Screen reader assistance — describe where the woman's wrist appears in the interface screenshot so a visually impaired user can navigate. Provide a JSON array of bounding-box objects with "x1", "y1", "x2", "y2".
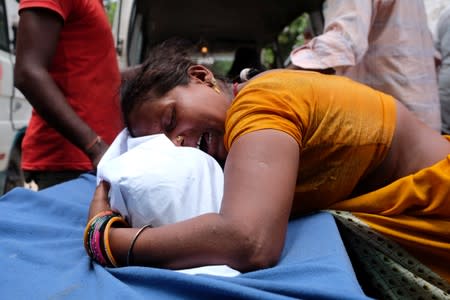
[
  {"x1": 88, "y1": 181, "x2": 112, "y2": 220},
  {"x1": 83, "y1": 211, "x2": 128, "y2": 267},
  {"x1": 109, "y1": 227, "x2": 135, "y2": 266}
]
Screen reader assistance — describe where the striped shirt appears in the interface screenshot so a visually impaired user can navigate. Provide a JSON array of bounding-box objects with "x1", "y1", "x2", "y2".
[{"x1": 291, "y1": 0, "x2": 441, "y2": 131}]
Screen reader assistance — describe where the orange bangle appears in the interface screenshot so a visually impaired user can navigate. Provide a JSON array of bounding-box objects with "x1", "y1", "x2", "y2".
[
  {"x1": 85, "y1": 136, "x2": 102, "y2": 152},
  {"x1": 104, "y1": 216, "x2": 128, "y2": 267}
]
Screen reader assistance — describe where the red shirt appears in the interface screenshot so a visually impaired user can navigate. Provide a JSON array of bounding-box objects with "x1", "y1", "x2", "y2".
[{"x1": 20, "y1": 0, "x2": 122, "y2": 171}]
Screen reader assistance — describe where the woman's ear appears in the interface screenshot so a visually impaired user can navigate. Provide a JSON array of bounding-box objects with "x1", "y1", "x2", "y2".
[{"x1": 187, "y1": 65, "x2": 214, "y2": 83}]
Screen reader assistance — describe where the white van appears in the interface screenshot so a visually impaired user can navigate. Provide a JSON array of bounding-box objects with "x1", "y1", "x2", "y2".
[
  {"x1": 0, "y1": 0, "x2": 32, "y2": 194},
  {"x1": 112, "y1": 0, "x2": 324, "y2": 70}
]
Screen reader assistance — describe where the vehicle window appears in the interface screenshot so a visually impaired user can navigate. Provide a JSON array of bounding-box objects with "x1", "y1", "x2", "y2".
[{"x1": 0, "y1": 0, "x2": 10, "y2": 51}]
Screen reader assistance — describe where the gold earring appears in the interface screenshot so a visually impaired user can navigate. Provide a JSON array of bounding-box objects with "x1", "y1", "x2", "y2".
[{"x1": 211, "y1": 78, "x2": 221, "y2": 94}]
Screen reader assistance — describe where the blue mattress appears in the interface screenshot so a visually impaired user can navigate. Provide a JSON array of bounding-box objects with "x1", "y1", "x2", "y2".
[{"x1": 0, "y1": 173, "x2": 371, "y2": 299}]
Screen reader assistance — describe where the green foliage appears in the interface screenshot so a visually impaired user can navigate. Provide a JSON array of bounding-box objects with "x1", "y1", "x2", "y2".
[
  {"x1": 211, "y1": 60, "x2": 233, "y2": 77},
  {"x1": 103, "y1": 0, "x2": 117, "y2": 25},
  {"x1": 262, "y1": 13, "x2": 310, "y2": 68},
  {"x1": 278, "y1": 13, "x2": 310, "y2": 49},
  {"x1": 261, "y1": 48, "x2": 275, "y2": 68}
]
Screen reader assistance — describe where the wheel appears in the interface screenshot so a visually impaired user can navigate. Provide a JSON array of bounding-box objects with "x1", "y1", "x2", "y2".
[{"x1": 3, "y1": 142, "x2": 25, "y2": 194}]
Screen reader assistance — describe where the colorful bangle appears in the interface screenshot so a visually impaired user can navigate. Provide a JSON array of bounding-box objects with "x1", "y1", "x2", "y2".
[
  {"x1": 126, "y1": 224, "x2": 152, "y2": 266},
  {"x1": 88, "y1": 213, "x2": 115, "y2": 266},
  {"x1": 91, "y1": 215, "x2": 110, "y2": 265},
  {"x1": 83, "y1": 210, "x2": 114, "y2": 256},
  {"x1": 83, "y1": 210, "x2": 128, "y2": 267}
]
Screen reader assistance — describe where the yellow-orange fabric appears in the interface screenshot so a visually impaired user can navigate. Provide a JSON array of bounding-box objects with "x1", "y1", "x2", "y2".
[
  {"x1": 331, "y1": 150, "x2": 450, "y2": 283},
  {"x1": 225, "y1": 70, "x2": 396, "y2": 209},
  {"x1": 224, "y1": 70, "x2": 450, "y2": 282}
]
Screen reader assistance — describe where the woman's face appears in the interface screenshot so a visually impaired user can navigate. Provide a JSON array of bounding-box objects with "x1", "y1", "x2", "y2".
[{"x1": 128, "y1": 80, "x2": 231, "y2": 164}]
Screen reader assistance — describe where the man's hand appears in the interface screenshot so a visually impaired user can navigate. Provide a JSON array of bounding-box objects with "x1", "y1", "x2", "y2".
[{"x1": 85, "y1": 137, "x2": 109, "y2": 169}]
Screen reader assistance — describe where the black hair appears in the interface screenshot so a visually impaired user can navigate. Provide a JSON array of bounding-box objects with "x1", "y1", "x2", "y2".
[{"x1": 120, "y1": 38, "x2": 196, "y2": 136}]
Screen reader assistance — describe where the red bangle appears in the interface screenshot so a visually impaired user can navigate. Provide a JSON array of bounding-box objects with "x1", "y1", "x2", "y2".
[{"x1": 85, "y1": 136, "x2": 102, "y2": 152}]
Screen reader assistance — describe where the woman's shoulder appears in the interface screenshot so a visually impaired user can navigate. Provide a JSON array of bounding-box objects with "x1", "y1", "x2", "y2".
[
  {"x1": 238, "y1": 69, "x2": 323, "y2": 97},
  {"x1": 245, "y1": 69, "x2": 357, "y2": 93},
  {"x1": 248, "y1": 69, "x2": 319, "y2": 82}
]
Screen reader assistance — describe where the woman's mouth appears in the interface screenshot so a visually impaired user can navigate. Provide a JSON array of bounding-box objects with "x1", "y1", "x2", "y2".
[
  {"x1": 195, "y1": 131, "x2": 226, "y2": 167},
  {"x1": 196, "y1": 132, "x2": 212, "y2": 153}
]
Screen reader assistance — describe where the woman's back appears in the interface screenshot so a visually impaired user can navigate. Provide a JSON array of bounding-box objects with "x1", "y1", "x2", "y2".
[
  {"x1": 358, "y1": 99, "x2": 450, "y2": 195},
  {"x1": 227, "y1": 70, "x2": 450, "y2": 213},
  {"x1": 225, "y1": 70, "x2": 397, "y2": 213},
  {"x1": 226, "y1": 70, "x2": 450, "y2": 280}
]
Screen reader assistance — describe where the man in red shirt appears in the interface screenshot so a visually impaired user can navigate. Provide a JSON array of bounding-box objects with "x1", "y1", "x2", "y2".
[{"x1": 14, "y1": 0, "x2": 126, "y2": 189}]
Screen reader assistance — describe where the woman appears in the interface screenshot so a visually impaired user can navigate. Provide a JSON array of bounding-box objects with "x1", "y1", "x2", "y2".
[{"x1": 86, "y1": 41, "x2": 450, "y2": 284}]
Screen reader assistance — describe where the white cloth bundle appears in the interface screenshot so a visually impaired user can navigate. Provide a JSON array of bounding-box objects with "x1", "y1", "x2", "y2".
[
  {"x1": 97, "y1": 129, "x2": 224, "y2": 228},
  {"x1": 96, "y1": 129, "x2": 240, "y2": 276}
]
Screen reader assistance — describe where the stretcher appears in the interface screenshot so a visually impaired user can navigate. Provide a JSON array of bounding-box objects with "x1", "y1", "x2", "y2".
[{"x1": 0, "y1": 173, "x2": 370, "y2": 299}]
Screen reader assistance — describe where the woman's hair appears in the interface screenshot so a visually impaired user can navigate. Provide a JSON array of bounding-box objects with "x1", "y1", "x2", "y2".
[{"x1": 121, "y1": 39, "x2": 196, "y2": 134}]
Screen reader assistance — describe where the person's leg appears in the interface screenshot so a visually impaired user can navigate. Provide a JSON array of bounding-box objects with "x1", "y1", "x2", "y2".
[{"x1": 24, "y1": 171, "x2": 85, "y2": 190}]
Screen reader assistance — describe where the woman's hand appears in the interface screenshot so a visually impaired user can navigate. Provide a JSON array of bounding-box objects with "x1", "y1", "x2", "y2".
[{"x1": 87, "y1": 180, "x2": 112, "y2": 221}]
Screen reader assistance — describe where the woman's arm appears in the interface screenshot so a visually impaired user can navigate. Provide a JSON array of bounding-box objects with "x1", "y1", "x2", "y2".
[{"x1": 91, "y1": 129, "x2": 300, "y2": 271}]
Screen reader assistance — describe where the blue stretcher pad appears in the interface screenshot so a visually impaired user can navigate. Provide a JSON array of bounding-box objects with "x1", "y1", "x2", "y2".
[{"x1": 0, "y1": 174, "x2": 370, "y2": 299}]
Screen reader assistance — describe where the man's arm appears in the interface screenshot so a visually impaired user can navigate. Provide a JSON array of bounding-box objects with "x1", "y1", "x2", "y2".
[
  {"x1": 289, "y1": 0, "x2": 373, "y2": 71},
  {"x1": 14, "y1": 8, "x2": 108, "y2": 167}
]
